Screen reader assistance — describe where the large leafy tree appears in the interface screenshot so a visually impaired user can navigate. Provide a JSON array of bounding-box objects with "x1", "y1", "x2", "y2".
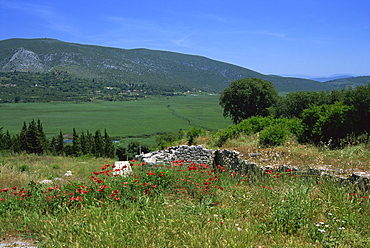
[{"x1": 219, "y1": 78, "x2": 278, "y2": 124}]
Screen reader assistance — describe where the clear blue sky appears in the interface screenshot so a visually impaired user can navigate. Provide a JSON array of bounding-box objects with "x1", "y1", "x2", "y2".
[{"x1": 1, "y1": 0, "x2": 369, "y2": 77}]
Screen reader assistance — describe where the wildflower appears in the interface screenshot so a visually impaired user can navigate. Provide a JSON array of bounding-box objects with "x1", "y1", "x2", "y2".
[
  {"x1": 11, "y1": 187, "x2": 17, "y2": 190},
  {"x1": 265, "y1": 169, "x2": 273, "y2": 174},
  {"x1": 338, "y1": 227, "x2": 345, "y2": 230},
  {"x1": 147, "y1": 172, "x2": 155, "y2": 176},
  {"x1": 318, "y1": 229, "x2": 326, "y2": 233},
  {"x1": 286, "y1": 168, "x2": 292, "y2": 172},
  {"x1": 2, "y1": 188, "x2": 9, "y2": 192}
]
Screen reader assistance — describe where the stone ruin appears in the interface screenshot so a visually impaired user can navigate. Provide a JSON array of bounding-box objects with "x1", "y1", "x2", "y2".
[{"x1": 135, "y1": 145, "x2": 369, "y2": 192}]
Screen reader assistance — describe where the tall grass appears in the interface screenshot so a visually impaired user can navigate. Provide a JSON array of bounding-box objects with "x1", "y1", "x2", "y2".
[{"x1": 0, "y1": 154, "x2": 369, "y2": 247}]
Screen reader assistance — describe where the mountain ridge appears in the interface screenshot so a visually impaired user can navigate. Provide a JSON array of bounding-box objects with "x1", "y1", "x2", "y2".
[{"x1": 0, "y1": 38, "x2": 368, "y2": 93}]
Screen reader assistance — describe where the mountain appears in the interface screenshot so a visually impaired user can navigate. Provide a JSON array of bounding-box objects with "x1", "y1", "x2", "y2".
[
  {"x1": 0, "y1": 38, "x2": 367, "y2": 93},
  {"x1": 324, "y1": 76, "x2": 370, "y2": 88},
  {"x1": 312, "y1": 74, "x2": 356, "y2": 82}
]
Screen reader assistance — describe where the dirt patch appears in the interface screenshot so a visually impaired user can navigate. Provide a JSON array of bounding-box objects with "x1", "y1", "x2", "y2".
[{"x1": 0, "y1": 235, "x2": 38, "y2": 248}]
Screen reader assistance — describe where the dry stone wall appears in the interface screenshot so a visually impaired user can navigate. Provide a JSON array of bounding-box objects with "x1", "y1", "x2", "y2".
[
  {"x1": 135, "y1": 145, "x2": 369, "y2": 192},
  {"x1": 135, "y1": 145, "x2": 213, "y2": 165}
]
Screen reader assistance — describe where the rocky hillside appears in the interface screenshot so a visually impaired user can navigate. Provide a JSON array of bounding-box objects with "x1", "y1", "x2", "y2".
[{"x1": 0, "y1": 38, "x2": 368, "y2": 93}]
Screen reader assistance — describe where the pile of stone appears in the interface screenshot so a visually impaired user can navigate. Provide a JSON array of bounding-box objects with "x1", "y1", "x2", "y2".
[{"x1": 135, "y1": 145, "x2": 213, "y2": 165}]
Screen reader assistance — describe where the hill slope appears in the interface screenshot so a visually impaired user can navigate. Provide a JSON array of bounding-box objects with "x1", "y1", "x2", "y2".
[{"x1": 0, "y1": 38, "x2": 367, "y2": 93}]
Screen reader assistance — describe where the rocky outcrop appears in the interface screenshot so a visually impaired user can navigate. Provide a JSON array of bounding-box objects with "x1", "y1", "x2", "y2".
[{"x1": 2, "y1": 47, "x2": 45, "y2": 72}]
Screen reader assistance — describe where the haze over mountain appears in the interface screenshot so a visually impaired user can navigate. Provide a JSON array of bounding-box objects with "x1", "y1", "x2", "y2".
[{"x1": 0, "y1": 38, "x2": 368, "y2": 93}]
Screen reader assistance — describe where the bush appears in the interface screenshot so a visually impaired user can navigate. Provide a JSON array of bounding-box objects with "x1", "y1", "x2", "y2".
[
  {"x1": 186, "y1": 127, "x2": 206, "y2": 145},
  {"x1": 301, "y1": 102, "x2": 352, "y2": 145},
  {"x1": 156, "y1": 131, "x2": 184, "y2": 149},
  {"x1": 259, "y1": 124, "x2": 289, "y2": 147},
  {"x1": 213, "y1": 116, "x2": 302, "y2": 147}
]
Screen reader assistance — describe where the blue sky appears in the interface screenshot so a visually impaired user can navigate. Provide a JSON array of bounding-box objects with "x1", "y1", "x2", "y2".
[{"x1": 1, "y1": 0, "x2": 369, "y2": 77}]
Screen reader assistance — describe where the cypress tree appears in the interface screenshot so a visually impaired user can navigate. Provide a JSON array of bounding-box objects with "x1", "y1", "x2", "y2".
[
  {"x1": 4, "y1": 130, "x2": 12, "y2": 150},
  {"x1": 93, "y1": 130, "x2": 104, "y2": 157},
  {"x1": 20, "y1": 122, "x2": 28, "y2": 152},
  {"x1": 103, "y1": 129, "x2": 115, "y2": 158},
  {"x1": 56, "y1": 131, "x2": 64, "y2": 155},
  {"x1": 0, "y1": 127, "x2": 4, "y2": 150},
  {"x1": 49, "y1": 137, "x2": 57, "y2": 155},
  {"x1": 85, "y1": 131, "x2": 94, "y2": 155},
  {"x1": 11, "y1": 134, "x2": 21, "y2": 153},
  {"x1": 72, "y1": 128, "x2": 82, "y2": 156},
  {"x1": 26, "y1": 120, "x2": 38, "y2": 153},
  {"x1": 80, "y1": 131, "x2": 87, "y2": 155},
  {"x1": 36, "y1": 119, "x2": 48, "y2": 153}
]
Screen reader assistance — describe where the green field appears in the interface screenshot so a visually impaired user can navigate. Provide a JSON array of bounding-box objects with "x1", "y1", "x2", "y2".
[{"x1": 0, "y1": 95, "x2": 231, "y2": 145}]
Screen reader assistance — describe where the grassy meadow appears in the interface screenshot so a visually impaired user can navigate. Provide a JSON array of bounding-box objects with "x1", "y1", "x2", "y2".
[
  {"x1": 0, "y1": 151, "x2": 369, "y2": 247},
  {"x1": 0, "y1": 95, "x2": 231, "y2": 145},
  {"x1": 1, "y1": 95, "x2": 370, "y2": 247}
]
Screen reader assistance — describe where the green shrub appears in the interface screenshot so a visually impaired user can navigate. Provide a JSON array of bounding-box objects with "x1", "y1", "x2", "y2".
[
  {"x1": 213, "y1": 116, "x2": 302, "y2": 147},
  {"x1": 156, "y1": 131, "x2": 184, "y2": 149},
  {"x1": 301, "y1": 102, "x2": 352, "y2": 145},
  {"x1": 186, "y1": 127, "x2": 206, "y2": 145},
  {"x1": 259, "y1": 124, "x2": 289, "y2": 147}
]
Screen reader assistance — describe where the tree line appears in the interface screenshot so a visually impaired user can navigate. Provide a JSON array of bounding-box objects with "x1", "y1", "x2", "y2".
[
  {"x1": 0, "y1": 120, "x2": 116, "y2": 158},
  {"x1": 219, "y1": 78, "x2": 370, "y2": 147}
]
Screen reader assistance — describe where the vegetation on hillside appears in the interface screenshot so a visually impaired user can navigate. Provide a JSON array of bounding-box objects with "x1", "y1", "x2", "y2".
[
  {"x1": 0, "y1": 71, "x2": 192, "y2": 103},
  {"x1": 1, "y1": 38, "x2": 369, "y2": 96}
]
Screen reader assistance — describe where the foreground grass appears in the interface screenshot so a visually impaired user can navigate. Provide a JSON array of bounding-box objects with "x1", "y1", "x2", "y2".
[{"x1": 1, "y1": 153, "x2": 369, "y2": 247}]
